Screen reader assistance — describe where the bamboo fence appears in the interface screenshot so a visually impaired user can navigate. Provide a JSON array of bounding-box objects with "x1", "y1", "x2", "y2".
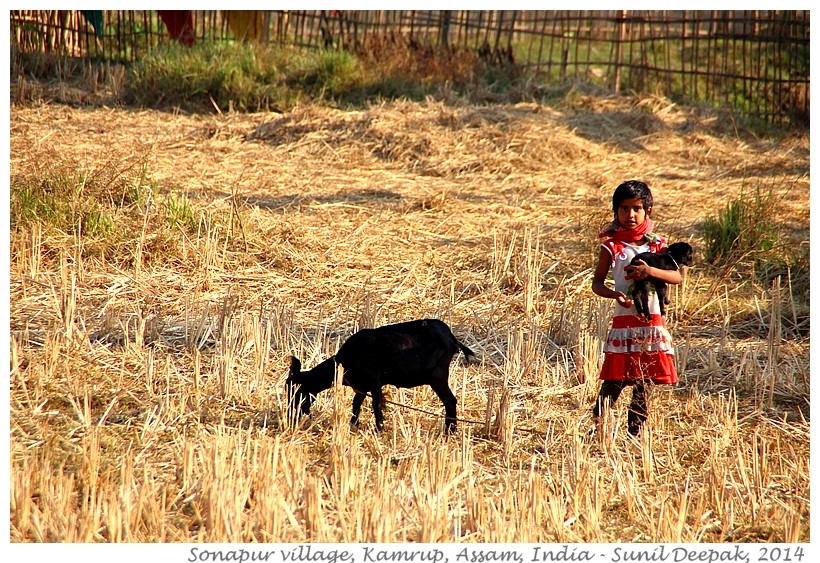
[{"x1": 10, "y1": 10, "x2": 810, "y2": 126}]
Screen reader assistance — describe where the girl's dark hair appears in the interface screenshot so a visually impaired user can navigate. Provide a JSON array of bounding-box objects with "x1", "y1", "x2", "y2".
[{"x1": 612, "y1": 180, "x2": 653, "y2": 214}]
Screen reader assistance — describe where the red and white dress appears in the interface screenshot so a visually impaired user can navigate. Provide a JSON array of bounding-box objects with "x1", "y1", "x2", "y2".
[{"x1": 599, "y1": 234, "x2": 678, "y2": 384}]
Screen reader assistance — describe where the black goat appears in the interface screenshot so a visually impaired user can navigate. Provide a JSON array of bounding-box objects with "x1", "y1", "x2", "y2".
[
  {"x1": 286, "y1": 319, "x2": 475, "y2": 433},
  {"x1": 629, "y1": 242, "x2": 694, "y2": 320}
]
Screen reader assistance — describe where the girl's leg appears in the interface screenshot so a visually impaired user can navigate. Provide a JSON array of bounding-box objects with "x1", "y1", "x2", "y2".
[
  {"x1": 588, "y1": 380, "x2": 627, "y2": 438},
  {"x1": 627, "y1": 380, "x2": 651, "y2": 437},
  {"x1": 593, "y1": 380, "x2": 627, "y2": 419}
]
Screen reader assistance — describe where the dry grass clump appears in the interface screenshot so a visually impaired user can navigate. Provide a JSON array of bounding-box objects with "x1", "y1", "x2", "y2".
[{"x1": 9, "y1": 93, "x2": 809, "y2": 543}]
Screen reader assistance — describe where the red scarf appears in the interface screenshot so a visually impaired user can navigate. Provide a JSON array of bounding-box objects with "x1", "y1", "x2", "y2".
[{"x1": 598, "y1": 218, "x2": 655, "y2": 243}]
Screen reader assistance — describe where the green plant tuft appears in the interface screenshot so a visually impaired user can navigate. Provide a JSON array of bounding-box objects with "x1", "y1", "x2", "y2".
[
  {"x1": 702, "y1": 184, "x2": 808, "y2": 335},
  {"x1": 702, "y1": 187, "x2": 779, "y2": 266},
  {"x1": 164, "y1": 192, "x2": 200, "y2": 233}
]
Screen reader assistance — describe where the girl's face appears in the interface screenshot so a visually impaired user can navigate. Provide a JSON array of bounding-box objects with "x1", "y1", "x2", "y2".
[{"x1": 616, "y1": 197, "x2": 650, "y2": 229}]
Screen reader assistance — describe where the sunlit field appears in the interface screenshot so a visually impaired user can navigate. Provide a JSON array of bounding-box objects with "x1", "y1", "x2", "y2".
[{"x1": 9, "y1": 93, "x2": 809, "y2": 542}]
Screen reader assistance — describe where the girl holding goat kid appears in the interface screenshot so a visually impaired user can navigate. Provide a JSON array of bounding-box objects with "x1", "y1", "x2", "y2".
[{"x1": 589, "y1": 180, "x2": 682, "y2": 440}]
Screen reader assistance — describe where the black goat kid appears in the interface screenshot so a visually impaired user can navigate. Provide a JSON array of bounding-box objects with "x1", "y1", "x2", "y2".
[
  {"x1": 286, "y1": 319, "x2": 474, "y2": 433},
  {"x1": 629, "y1": 242, "x2": 694, "y2": 320}
]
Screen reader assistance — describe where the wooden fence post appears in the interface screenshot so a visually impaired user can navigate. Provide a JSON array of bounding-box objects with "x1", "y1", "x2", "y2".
[
  {"x1": 439, "y1": 10, "x2": 451, "y2": 50},
  {"x1": 613, "y1": 10, "x2": 626, "y2": 93}
]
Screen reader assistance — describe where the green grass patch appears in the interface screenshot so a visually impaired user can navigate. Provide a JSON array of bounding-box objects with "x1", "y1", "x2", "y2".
[
  {"x1": 164, "y1": 192, "x2": 200, "y2": 233},
  {"x1": 11, "y1": 171, "x2": 121, "y2": 238},
  {"x1": 121, "y1": 40, "x2": 523, "y2": 113},
  {"x1": 703, "y1": 187, "x2": 779, "y2": 267},
  {"x1": 10, "y1": 158, "x2": 192, "y2": 267},
  {"x1": 702, "y1": 184, "x2": 809, "y2": 334},
  {"x1": 124, "y1": 42, "x2": 401, "y2": 112},
  {"x1": 125, "y1": 42, "x2": 290, "y2": 112},
  {"x1": 10, "y1": 152, "x2": 263, "y2": 274}
]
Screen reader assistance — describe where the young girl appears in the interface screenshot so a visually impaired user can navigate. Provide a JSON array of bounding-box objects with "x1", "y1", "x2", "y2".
[{"x1": 590, "y1": 180, "x2": 681, "y2": 439}]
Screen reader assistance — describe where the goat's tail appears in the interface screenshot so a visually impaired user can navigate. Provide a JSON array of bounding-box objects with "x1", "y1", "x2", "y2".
[{"x1": 457, "y1": 340, "x2": 476, "y2": 362}]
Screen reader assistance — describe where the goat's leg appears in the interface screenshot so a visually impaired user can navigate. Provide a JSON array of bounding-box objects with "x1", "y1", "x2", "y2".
[
  {"x1": 430, "y1": 379, "x2": 458, "y2": 433},
  {"x1": 637, "y1": 282, "x2": 652, "y2": 321},
  {"x1": 656, "y1": 282, "x2": 669, "y2": 316},
  {"x1": 350, "y1": 392, "x2": 366, "y2": 426},
  {"x1": 641, "y1": 291, "x2": 651, "y2": 320},
  {"x1": 632, "y1": 282, "x2": 648, "y2": 319},
  {"x1": 631, "y1": 284, "x2": 641, "y2": 317},
  {"x1": 370, "y1": 386, "x2": 385, "y2": 430}
]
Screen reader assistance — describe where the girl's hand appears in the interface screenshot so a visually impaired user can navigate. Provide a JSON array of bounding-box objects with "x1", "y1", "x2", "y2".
[
  {"x1": 625, "y1": 259, "x2": 650, "y2": 281},
  {"x1": 614, "y1": 291, "x2": 633, "y2": 309}
]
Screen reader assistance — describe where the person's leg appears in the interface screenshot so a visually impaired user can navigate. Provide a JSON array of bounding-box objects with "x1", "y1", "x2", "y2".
[
  {"x1": 627, "y1": 380, "x2": 651, "y2": 437},
  {"x1": 588, "y1": 380, "x2": 627, "y2": 438},
  {"x1": 593, "y1": 380, "x2": 627, "y2": 419}
]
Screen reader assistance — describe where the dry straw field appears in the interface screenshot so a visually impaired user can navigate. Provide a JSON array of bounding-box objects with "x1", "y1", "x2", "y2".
[{"x1": 9, "y1": 89, "x2": 809, "y2": 543}]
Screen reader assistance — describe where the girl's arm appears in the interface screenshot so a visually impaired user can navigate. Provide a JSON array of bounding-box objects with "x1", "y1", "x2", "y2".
[
  {"x1": 591, "y1": 247, "x2": 633, "y2": 308},
  {"x1": 625, "y1": 260, "x2": 683, "y2": 284}
]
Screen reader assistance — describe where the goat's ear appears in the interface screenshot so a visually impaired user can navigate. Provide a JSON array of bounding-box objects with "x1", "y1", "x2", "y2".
[{"x1": 289, "y1": 356, "x2": 302, "y2": 375}]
